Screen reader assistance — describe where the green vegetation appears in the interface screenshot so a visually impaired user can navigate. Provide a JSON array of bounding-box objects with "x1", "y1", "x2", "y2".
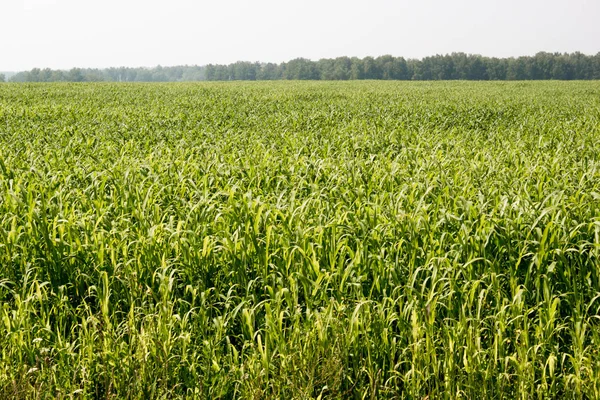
[
  {"x1": 0, "y1": 81, "x2": 599, "y2": 398},
  {"x1": 9, "y1": 51, "x2": 600, "y2": 82}
]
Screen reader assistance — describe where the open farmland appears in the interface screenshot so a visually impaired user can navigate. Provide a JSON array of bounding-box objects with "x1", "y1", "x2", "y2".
[{"x1": 1, "y1": 81, "x2": 600, "y2": 398}]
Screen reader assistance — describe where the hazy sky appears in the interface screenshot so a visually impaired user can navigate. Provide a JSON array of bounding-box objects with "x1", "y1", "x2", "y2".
[{"x1": 2, "y1": 0, "x2": 598, "y2": 71}]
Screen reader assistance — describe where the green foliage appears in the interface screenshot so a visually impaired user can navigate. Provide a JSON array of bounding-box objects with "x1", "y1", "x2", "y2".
[
  {"x1": 10, "y1": 52, "x2": 600, "y2": 82},
  {"x1": 0, "y1": 81, "x2": 599, "y2": 398}
]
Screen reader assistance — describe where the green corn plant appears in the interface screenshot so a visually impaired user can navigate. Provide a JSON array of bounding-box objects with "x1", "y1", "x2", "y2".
[{"x1": 0, "y1": 81, "x2": 599, "y2": 398}]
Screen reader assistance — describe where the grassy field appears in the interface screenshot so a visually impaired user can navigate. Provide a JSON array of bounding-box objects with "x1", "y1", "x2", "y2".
[{"x1": 1, "y1": 81, "x2": 599, "y2": 399}]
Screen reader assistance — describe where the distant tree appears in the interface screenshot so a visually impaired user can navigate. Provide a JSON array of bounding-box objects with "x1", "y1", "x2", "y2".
[
  {"x1": 376, "y1": 55, "x2": 404, "y2": 80},
  {"x1": 410, "y1": 60, "x2": 423, "y2": 80},
  {"x1": 593, "y1": 52, "x2": 600, "y2": 80},
  {"x1": 486, "y1": 58, "x2": 508, "y2": 80},
  {"x1": 167, "y1": 66, "x2": 184, "y2": 81},
  {"x1": 205, "y1": 65, "x2": 216, "y2": 80},
  {"x1": 551, "y1": 55, "x2": 572, "y2": 80},
  {"x1": 68, "y1": 68, "x2": 85, "y2": 82},
  {"x1": 38, "y1": 68, "x2": 53, "y2": 82},
  {"x1": 50, "y1": 70, "x2": 65, "y2": 82},
  {"x1": 397, "y1": 57, "x2": 410, "y2": 79},
  {"x1": 570, "y1": 52, "x2": 593, "y2": 79},
  {"x1": 362, "y1": 56, "x2": 380, "y2": 79},
  {"x1": 317, "y1": 59, "x2": 335, "y2": 80},
  {"x1": 85, "y1": 69, "x2": 104, "y2": 82},
  {"x1": 332, "y1": 57, "x2": 351, "y2": 80},
  {"x1": 27, "y1": 68, "x2": 41, "y2": 82},
  {"x1": 450, "y1": 53, "x2": 470, "y2": 79},
  {"x1": 507, "y1": 57, "x2": 527, "y2": 80},
  {"x1": 284, "y1": 58, "x2": 319, "y2": 80},
  {"x1": 349, "y1": 57, "x2": 364, "y2": 80},
  {"x1": 533, "y1": 52, "x2": 555, "y2": 79},
  {"x1": 418, "y1": 56, "x2": 434, "y2": 80},
  {"x1": 524, "y1": 57, "x2": 542, "y2": 80},
  {"x1": 439, "y1": 55, "x2": 456, "y2": 79},
  {"x1": 6, "y1": 52, "x2": 598, "y2": 83},
  {"x1": 0, "y1": 73, "x2": 5, "y2": 83},
  {"x1": 230, "y1": 61, "x2": 258, "y2": 80},
  {"x1": 135, "y1": 69, "x2": 152, "y2": 81},
  {"x1": 151, "y1": 65, "x2": 167, "y2": 81},
  {"x1": 9, "y1": 72, "x2": 27, "y2": 82},
  {"x1": 181, "y1": 66, "x2": 205, "y2": 81},
  {"x1": 406, "y1": 59, "x2": 419, "y2": 80},
  {"x1": 214, "y1": 65, "x2": 230, "y2": 80},
  {"x1": 468, "y1": 55, "x2": 487, "y2": 80},
  {"x1": 125, "y1": 69, "x2": 138, "y2": 82},
  {"x1": 257, "y1": 63, "x2": 282, "y2": 80}
]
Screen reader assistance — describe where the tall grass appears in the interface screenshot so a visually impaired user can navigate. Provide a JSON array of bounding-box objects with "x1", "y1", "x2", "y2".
[{"x1": 0, "y1": 81, "x2": 599, "y2": 398}]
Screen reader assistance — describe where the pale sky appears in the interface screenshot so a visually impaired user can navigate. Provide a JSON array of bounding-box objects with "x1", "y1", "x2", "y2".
[{"x1": 1, "y1": 0, "x2": 598, "y2": 71}]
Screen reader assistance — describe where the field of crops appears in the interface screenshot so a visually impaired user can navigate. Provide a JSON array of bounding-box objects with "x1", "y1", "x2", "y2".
[{"x1": 1, "y1": 81, "x2": 599, "y2": 398}]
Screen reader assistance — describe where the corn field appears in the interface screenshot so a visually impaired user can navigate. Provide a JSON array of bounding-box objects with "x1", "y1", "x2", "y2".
[{"x1": 1, "y1": 81, "x2": 600, "y2": 399}]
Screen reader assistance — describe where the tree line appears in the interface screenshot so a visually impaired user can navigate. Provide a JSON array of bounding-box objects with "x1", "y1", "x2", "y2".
[{"x1": 6, "y1": 52, "x2": 600, "y2": 82}]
